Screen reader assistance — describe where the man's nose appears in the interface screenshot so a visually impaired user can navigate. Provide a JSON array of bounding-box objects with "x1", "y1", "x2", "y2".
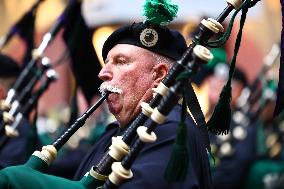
[{"x1": 98, "y1": 64, "x2": 112, "y2": 81}]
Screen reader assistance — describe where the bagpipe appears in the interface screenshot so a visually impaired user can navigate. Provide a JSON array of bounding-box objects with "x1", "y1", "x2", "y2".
[
  {"x1": 211, "y1": 43, "x2": 280, "y2": 159},
  {"x1": 235, "y1": 43, "x2": 280, "y2": 124},
  {"x1": 0, "y1": 0, "x2": 261, "y2": 188},
  {"x1": 0, "y1": 0, "x2": 81, "y2": 148},
  {"x1": 0, "y1": 0, "x2": 44, "y2": 51},
  {"x1": 0, "y1": 66, "x2": 58, "y2": 149},
  {"x1": 0, "y1": 0, "x2": 43, "y2": 118}
]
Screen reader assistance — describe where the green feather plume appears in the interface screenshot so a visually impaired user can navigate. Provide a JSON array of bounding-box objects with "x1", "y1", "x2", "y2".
[{"x1": 143, "y1": 0, "x2": 178, "y2": 25}]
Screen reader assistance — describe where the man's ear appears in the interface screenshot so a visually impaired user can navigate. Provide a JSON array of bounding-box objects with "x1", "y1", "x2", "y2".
[{"x1": 152, "y1": 63, "x2": 169, "y2": 87}]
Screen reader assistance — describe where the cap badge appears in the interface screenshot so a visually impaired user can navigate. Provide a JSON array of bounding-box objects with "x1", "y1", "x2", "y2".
[{"x1": 140, "y1": 28, "x2": 158, "y2": 47}]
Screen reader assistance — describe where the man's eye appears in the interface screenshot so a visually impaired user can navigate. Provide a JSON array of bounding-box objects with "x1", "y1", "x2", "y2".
[{"x1": 117, "y1": 58, "x2": 127, "y2": 64}]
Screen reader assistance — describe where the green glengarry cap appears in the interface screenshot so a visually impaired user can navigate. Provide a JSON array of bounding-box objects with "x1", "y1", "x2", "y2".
[
  {"x1": 102, "y1": 22, "x2": 187, "y2": 61},
  {"x1": 102, "y1": 0, "x2": 185, "y2": 61}
]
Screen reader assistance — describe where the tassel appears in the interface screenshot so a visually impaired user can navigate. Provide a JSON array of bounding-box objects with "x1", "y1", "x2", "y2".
[
  {"x1": 164, "y1": 99, "x2": 189, "y2": 182},
  {"x1": 164, "y1": 122, "x2": 189, "y2": 181},
  {"x1": 207, "y1": 83, "x2": 232, "y2": 135},
  {"x1": 207, "y1": 5, "x2": 250, "y2": 135},
  {"x1": 143, "y1": 0, "x2": 178, "y2": 25}
]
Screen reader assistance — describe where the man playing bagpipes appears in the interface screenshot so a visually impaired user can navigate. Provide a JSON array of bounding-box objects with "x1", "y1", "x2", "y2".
[
  {"x1": 0, "y1": 0, "x2": 213, "y2": 188},
  {"x1": 73, "y1": 7, "x2": 213, "y2": 189}
]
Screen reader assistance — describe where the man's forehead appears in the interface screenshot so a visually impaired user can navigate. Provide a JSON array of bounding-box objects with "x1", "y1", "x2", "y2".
[{"x1": 107, "y1": 44, "x2": 154, "y2": 58}]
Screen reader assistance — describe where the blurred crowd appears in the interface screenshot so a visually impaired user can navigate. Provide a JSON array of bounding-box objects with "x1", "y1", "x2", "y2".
[{"x1": 192, "y1": 45, "x2": 283, "y2": 189}]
